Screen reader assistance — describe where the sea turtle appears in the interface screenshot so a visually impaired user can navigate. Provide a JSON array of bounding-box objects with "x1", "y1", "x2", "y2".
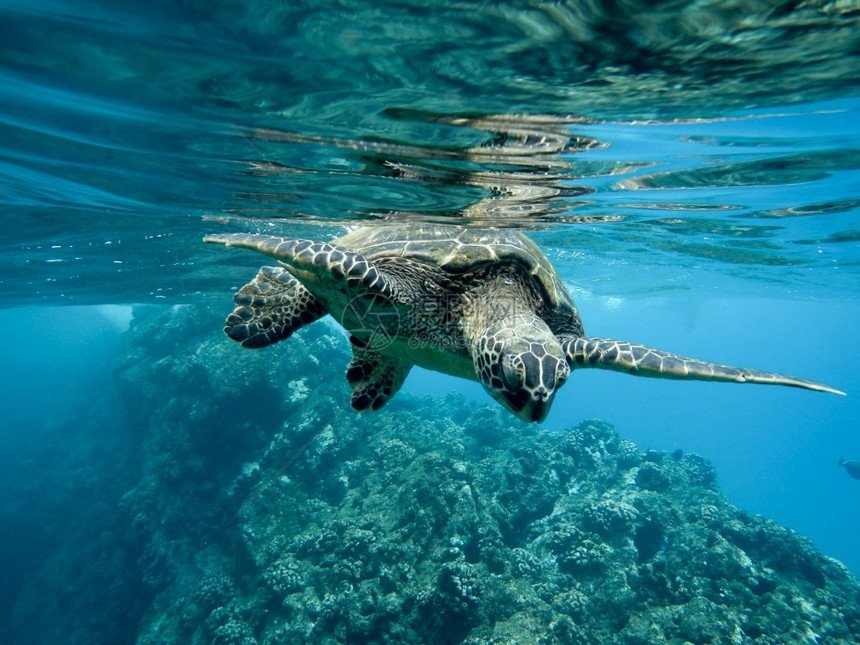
[
  {"x1": 204, "y1": 225, "x2": 842, "y2": 422},
  {"x1": 838, "y1": 458, "x2": 860, "y2": 480}
]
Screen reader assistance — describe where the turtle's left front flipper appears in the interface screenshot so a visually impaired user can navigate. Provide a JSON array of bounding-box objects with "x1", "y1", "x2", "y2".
[
  {"x1": 562, "y1": 337, "x2": 844, "y2": 395},
  {"x1": 225, "y1": 266, "x2": 325, "y2": 349},
  {"x1": 346, "y1": 339, "x2": 412, "y2": 411}
]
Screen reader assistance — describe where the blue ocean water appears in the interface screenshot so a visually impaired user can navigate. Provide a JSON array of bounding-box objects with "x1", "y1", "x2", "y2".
[{"x1": 2, "y1": 0, "x2": 860, "y2": 640}]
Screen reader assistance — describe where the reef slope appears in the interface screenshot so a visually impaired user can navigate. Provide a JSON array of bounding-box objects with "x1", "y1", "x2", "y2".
[{"x1": 7, "y1": 305, "x2": 860, "y2": 644}]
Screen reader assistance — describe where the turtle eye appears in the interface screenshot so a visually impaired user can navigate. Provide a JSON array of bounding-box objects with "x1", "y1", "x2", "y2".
[
  {"x1": 556, "y1": 360, "x2": 570, "y2": 385},
  {"x1": 501, "y1": 354, "x2": 525, "y2": 391}
]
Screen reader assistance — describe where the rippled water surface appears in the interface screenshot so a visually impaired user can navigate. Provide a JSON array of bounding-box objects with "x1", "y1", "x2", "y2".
[
  {"x1": 2, "y1": 0, "x2": 860, "y2": 624},
  {"x1": 3, "y1": 0, "x2": 859, "y2": 302}
]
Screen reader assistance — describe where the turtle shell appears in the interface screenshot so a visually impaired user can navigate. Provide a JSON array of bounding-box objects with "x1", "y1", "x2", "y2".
[{"x1": 336, "y1": 225, "x2": 576, "y2": 315}]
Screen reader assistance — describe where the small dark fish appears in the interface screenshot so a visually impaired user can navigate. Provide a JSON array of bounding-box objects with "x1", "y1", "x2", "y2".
[{"x1": 838, "y1": 458, "x2": 860, "y2": 480}]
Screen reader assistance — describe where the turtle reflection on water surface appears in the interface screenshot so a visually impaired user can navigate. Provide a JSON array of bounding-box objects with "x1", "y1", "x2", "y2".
[{"x1": 205, "y1": 225, "x2": 842, "y2": 423}]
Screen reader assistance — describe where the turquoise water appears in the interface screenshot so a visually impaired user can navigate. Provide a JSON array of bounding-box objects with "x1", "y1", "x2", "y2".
[{"x1": 2, "y1": 1, "x2": 860, "y2": 641}]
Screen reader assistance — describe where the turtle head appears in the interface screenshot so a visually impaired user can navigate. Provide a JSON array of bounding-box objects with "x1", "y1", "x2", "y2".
[{"x1": 474, "y1": 314, "x2": 569, "y2": 423}]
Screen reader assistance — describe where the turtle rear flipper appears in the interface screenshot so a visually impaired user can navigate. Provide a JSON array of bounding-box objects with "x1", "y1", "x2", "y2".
[
  {"x1": 564, "y1": 337, "x2": 844, "y2": 395},
  {"x1": 346, "y1": 341, "x2": 411, "y2": 411},
  {"x1": 225, "y1": 266, "x2": 325, "y2": 349}
]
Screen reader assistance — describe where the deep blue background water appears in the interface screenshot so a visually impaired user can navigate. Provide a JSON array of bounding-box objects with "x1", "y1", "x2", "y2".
[{"x1": 1, "y1": 0, "x2": 859, "y2": 631}]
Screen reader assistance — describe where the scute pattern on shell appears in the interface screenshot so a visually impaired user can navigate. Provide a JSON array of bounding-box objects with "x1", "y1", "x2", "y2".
[{"x1": 336, "y1": 224, "x2": 574, "y2": 314}]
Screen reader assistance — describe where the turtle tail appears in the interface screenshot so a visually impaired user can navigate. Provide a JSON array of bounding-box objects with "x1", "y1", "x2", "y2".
[{"x1": 563, "y1": 337, "x2": 844, "y2": 395}]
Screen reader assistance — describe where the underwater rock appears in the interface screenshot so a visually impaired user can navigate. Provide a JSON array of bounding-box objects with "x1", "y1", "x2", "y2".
[{"x1": 6, "y1": 305, "x2": 860, "y2": 644}]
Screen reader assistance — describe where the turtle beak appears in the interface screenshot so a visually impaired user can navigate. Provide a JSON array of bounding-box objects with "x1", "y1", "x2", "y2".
[
  {"x1": 499, "y1": 389, "x2": 554, "y2": 423},
  {"x1": 524, "y1": 397, "x2": 551, "y2": 423}
]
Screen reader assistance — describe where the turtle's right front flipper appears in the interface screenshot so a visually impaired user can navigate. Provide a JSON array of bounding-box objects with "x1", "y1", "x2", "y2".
[
  {"x1": 226, "y1": 266, "x2": 325, "y2": 349},
  {"x1": 563, "y1": 337, "x2": 844, "y2": 395},
  {"x1": 204, "y1": 233, "x2": 394, "y2": 297}
]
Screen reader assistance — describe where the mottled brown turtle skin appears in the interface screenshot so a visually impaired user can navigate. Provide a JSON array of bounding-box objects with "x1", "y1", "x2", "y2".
[{"x1": 205, "y1": 225, "x2": 842, "y2": 422}]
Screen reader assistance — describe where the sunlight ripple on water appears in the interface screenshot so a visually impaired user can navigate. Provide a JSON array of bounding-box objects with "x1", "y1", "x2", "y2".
[{"x1": 1, "y1": 0, "x2": 858, "y2": 304}]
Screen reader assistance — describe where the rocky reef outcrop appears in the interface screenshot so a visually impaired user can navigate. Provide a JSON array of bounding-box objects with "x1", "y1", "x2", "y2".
[{"x1": 6, "y1": 304, "x2": 860, "y2": 644}]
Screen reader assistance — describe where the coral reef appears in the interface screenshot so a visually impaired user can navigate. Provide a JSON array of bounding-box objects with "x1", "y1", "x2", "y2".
[{"x1": 6, "y1": 304, "x2": 860, "y2": 644}]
